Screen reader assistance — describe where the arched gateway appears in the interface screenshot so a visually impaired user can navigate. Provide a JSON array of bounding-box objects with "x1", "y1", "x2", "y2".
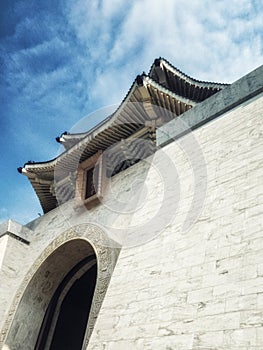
[{"x1": 3, "y1": 225, "x2": 119, "y2": 350}]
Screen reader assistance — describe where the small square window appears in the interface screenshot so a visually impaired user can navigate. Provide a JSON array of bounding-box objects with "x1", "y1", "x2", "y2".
[
  {"x1": 85, "y1": 167, "x2": 96, "y2": 199},
  {"x1": 75, "y1": 150, "x2": 105, "y2": 209}
]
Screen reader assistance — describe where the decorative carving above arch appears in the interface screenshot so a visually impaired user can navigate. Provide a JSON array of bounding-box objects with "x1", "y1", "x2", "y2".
[{"x1": 1, "y1": 223, "x2": 120, "y2": 350}]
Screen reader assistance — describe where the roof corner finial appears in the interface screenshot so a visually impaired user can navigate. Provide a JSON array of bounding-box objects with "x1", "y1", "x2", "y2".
[
  {"x1": 154, "y1": 58, "x2": 161, "y2": 67},
  {"x1": 136, "y1": 75, "x2": 144, "y2": 86},
  {"x1": 17, "y1": 167, "x2": 23, "y2": 174},
  {"x1": 56, "y1": 131, "x2": 68, "y2": 143}
]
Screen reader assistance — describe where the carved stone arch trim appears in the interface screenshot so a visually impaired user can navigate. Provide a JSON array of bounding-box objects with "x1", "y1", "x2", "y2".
[{"x1": 1, "y1": 223, "x2": 120, "y2": 350}]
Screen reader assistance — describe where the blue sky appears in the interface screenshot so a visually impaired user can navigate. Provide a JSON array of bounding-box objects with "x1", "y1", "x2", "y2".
[{"x1": 0, "y1": 0, "x2": 262, "y2": 224}]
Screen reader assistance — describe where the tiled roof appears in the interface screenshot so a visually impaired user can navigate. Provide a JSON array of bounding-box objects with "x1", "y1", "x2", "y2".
[
  {"x1": 19, "y1": 58, "x2": 228, "y2": 214},
  {"x1": 149, "y1": 57, "x2": 229, "y2": 102}
]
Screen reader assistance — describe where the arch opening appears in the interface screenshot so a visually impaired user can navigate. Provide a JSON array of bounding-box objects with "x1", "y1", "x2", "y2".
[
  {"x1": 35, "y1": 255, "x2": 97, "y2": 350},
  {"x1": 5, "y1": 239, "x2": 98, "y2": 350},
  {"x1": 50, "y1": 264, "x2": 97, "y2": 350}
]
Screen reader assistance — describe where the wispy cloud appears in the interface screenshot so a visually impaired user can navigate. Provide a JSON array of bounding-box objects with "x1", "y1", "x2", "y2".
[{"x1": 64, "y1": 0, "x2": 263, "y2": 104}]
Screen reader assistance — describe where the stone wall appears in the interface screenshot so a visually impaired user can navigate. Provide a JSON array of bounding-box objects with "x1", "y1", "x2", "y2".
[
  {"x1": 0, "y1": 74, "x2": 262, "y2": 348},
  {"x1": 87, "y1": 93, "x2": 263, "y2": 349}
]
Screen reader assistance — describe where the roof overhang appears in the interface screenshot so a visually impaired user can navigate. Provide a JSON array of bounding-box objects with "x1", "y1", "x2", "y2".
[{"x1": 19, "y1": 59, "x2": 228, "y2": 214}]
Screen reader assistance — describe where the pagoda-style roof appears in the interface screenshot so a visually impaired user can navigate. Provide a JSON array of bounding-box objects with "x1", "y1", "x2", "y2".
[
  {"x1": 149, "y1": 58, "x2": 229, "y2": 102},
  {"x1": 18, "y1": 58, "x2": 228, "y2": 214}
]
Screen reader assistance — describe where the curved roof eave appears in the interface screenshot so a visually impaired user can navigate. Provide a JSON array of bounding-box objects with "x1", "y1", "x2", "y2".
[
  {"x1": 23, "y1": 75, "x2": 197, "y2": 174},
  {"x1": 149, "y1": 57, "x2": 230, "y2": 88},
  {"x1": 23, "y1": 81, "x2": 139, "y2": 173},
  {"x1": 144, "y1": 75, "x2": 197, "y2": 106}
]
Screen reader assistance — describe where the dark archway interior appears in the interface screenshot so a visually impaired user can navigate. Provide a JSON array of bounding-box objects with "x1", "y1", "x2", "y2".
[
  {"x1": 35, "y1": 255, "x2": 97, "y2": 350},
  {"x1": 50, "y1": 263, "x2": 97, "y2": 350}
]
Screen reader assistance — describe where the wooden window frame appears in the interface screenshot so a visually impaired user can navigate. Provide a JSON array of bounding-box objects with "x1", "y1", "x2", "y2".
[{"x1": 75, "y1": 150, "x2": 104, "y2": 209}]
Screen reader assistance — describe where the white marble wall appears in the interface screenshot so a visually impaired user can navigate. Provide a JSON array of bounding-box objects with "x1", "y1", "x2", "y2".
[
  {"x1": 0, "y1": 92, "x2": 262, "y2": 349},
  {"x1": 88, "y1": 94, "x2": 263, "y2": 349}
]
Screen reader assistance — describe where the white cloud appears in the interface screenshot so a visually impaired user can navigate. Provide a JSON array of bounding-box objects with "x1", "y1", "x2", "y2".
[
  {"x1": 61, "y1": 0, "x2": 263, "y2": 128},
  {"x1": 64, "y1": 0, "x2": 262, "y2": 107}
]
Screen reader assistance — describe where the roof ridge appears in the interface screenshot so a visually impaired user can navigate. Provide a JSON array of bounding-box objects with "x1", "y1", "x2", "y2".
[
  {"x1": 150, "y1": 57, "x2": 229, "y2": 87},
  {"x1": 21, "y1": 73, "x2": 197, "y2": 171}
]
